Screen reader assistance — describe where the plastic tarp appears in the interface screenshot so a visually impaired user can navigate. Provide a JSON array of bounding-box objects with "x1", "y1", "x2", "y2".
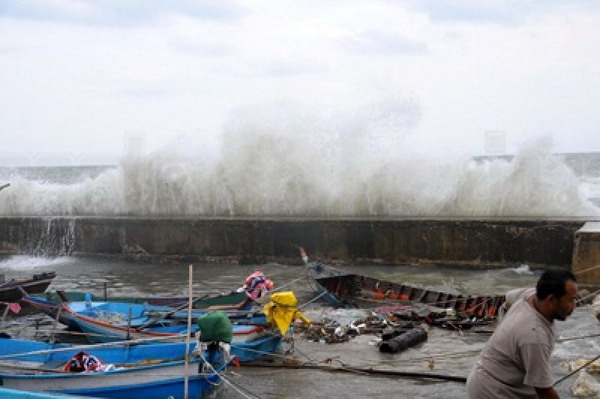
[
  {"x1": 263, "y1": 291, "x2": 310, "y2": 335},
  {"x1": 197, "y1": 311, "x2": 233, "y2": 343}
]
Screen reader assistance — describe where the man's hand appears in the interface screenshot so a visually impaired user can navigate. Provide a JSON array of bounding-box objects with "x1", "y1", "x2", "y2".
[{"x1": 535, "y1": 386, "x2": 560, "y2": 399}]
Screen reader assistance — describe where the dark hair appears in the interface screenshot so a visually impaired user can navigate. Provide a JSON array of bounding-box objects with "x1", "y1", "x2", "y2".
[{"x1": 536, "y1": 269, "x2": 576, "y2": 300}]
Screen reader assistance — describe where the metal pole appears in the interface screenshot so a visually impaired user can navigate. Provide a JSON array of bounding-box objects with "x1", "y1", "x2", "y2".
[
  {"x1": 0, "y1": 305, "x2": 9, "y2": 329},
  {"x1": 103, "y1": 282, "x2": 108, "y2": 301},
  {"x1": 184, "y1": 264, "x2": 193, "y2": 399},
  {"x1": 126, "y1": 307, "x2": 132, "y2": 340}
]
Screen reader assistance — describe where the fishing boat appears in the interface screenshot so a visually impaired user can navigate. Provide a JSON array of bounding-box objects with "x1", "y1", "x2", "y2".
[
  {"x1": 0, "y1": 334, "x2": 280, "y2": 369},
  {"x1": 31, "y1": 289, "x2": 248, "y2": 308},
  {"x1": 0, "y1": 338, "x2": 228, "y2": 399},
  {"x1": 0, "y1": 272, "x2": 56, "y2": 302},
  {"x1": 26, "y1": 298, "x2": 271, "y2": 344},
  {"x1": 304, "y1": 254, "x2": 506, "y2": 318},
  {"x1": 20, "y1": 293, "x2": 256, "y2": 332},
  {"x1": 0, "y1": 387, "x2": 89, "y2": 399}
]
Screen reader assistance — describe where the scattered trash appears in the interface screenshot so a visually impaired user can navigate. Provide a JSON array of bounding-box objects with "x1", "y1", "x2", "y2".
[{"x1": 571, "y1": 370, "x2": 600, "y2": 398}]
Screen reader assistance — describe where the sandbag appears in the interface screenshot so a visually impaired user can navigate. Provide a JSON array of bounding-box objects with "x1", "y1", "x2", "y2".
[
  {"x1": 197, "y1": 311, "x2": 233, "y2": 343},
  {"x1": 379, "y1": 327, "x2": 428, "y2": 354}
]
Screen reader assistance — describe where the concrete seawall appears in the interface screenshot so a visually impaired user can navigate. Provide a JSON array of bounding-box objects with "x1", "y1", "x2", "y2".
[{"x1": 0, "y1": 217, "x2": 590, "y2": 268}]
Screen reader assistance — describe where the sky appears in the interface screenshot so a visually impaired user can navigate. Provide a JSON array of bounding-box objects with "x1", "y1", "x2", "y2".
[{"x1": 1, "y1": 0, "x2": 600, "y2": 166}]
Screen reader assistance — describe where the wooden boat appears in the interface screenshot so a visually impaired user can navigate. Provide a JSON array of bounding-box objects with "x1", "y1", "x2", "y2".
[
  {"x1": 0, "y1": 339, "x2": 228, "y2": 399},
  {"x1": 0, "y1": 272, "x2": 56, "y2": 302},
  {"x1": 306, "y1": 261, "x2": 506, "y2": 318}
]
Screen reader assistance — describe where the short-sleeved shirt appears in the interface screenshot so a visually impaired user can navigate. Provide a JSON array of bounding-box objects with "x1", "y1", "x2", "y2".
[{"x1": 466, "y1": 288, "x2": 556, "y2": 399}]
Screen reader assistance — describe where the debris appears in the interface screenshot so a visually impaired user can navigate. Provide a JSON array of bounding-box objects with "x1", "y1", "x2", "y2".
[{"x1": 572, "y1": 370, "x2": 600, "y2": 398}]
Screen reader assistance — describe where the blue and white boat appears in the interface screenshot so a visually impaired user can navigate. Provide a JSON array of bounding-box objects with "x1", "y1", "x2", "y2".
[
  {"x1": 21, "y1": 294, "x2": 256, "y2": 331},
  {"x1": 0, "y1": 339, "x2": 228, "y2": 399},
  {"x1": 0, "y1": 334, "x2": 280, "y2": 367},
  {"x1": 0, "y1": 387, "x2": 89, "y2": 399}
]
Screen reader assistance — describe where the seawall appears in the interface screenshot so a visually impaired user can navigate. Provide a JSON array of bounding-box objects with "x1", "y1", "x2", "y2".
[{"x1": 0, "y1": 217, "x2": 590, "y2": 268}]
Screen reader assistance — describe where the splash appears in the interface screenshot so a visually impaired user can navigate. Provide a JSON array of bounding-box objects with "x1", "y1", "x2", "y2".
[
  {"x1": 0, "y1": 108, "x2": 598, "y2": 217},
  {"x1": 0, "y1": 255, "x2": 75, "y2": 271},
  {"x1": 511, "y1": 264, "x2": 534, "y2": 276}
]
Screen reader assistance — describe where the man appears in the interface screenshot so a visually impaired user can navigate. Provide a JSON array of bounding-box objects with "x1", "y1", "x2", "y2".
[{"x1": 467, "y1": 269, "x2": 578, "y2": 399}]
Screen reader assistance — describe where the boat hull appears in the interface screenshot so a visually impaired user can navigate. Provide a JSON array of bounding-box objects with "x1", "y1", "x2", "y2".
[
  {"x1": 0, "y1": 273, "x2": 56, "y2": 302},
  {"x1": 307, "y1": 262, "x2": 506, "y2": 317},
  {"x1": 0, "y1": 360, "x2": 225, "y2": 399}
]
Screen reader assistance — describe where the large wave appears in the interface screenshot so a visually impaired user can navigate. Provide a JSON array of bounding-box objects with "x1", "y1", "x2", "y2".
[{"x1": 1, "y1": 108, "x2": 598, "y2": 217}]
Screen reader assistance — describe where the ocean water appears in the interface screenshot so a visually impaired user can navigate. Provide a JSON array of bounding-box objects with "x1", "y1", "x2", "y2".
[{"x1": 1, "y1": 146, "x2": 599, "y2": 217}]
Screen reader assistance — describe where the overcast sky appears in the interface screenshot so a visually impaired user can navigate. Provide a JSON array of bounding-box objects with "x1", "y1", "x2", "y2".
[{"x1": 1, "y1": 0, "x2": 600, "y2": 166}]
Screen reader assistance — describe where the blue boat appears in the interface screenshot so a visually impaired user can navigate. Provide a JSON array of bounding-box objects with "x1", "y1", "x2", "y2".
[
  {"x1": 0, "y1": 387, "x2": 89, "y2": 399},
  {"x1": 21, "y1": 294, "x2": 256, "y2": 332},
  {"x1": 0, "y1": 338, "x2": 229, "y2": 399},
  {"x1": 0, "y1": 334, "x2": 280, "y2": 366}
]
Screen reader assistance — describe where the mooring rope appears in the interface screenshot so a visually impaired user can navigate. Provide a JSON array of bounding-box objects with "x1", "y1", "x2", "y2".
[
  {"x1": 557, "y1": 332, "x2": 600, "y2": 343},
  {"x1": 573, "y1": 264, "x2": 600, "y2": 277},
  {"x1": 198, "y1": 352, "x2": 261, "y2": 399},
  {"x1": 299, "y1": 291, "x2": 328, "y2": 309},
  {"x1": 272, "y1": 274, "x2": 310, "y2": 293}
]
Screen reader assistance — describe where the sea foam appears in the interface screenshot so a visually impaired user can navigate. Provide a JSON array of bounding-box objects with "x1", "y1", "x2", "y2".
[{"x1": 0, "y1": 109, "x2": 598, "y2": 217}]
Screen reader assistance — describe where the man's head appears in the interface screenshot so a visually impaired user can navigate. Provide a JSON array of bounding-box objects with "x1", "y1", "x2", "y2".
[{"x1": 536, "y1": 269, "x2": 577, "y2": 321}]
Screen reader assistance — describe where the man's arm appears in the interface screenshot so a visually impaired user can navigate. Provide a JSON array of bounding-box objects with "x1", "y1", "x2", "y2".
[{"x1": 535, "y1": 386, "x2": 559, "y2": 399}]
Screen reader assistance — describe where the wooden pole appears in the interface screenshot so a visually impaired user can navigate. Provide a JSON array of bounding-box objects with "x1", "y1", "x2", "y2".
[{"x1": 184, "y1": 264, "x2": 193, "y2": 399}]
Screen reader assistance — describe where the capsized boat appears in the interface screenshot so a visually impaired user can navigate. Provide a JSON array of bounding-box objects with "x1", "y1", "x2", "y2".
[
  {"x1": 0, "y1": 272, "x2": 56, "y2": 302},
  {"x1": 306, "y1": 258, "x2": 506, "y2": 318}
]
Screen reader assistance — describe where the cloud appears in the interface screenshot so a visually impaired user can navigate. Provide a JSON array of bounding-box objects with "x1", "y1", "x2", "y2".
[
  {"x1": 341, "y1": 30, "x2": 428, "y2": 56},
  {"x1": 0, "y1": 0, "x2": 247, "y2": 26},
  {"x1": 168, "y1": 37, "x2": 237, "y2": 57},
  {"x1": 395, "y1": 0, "x2": 600, "y2": 25},
  {"x1": 252, "y1": 59, "x2": 329, "y2": 77}
]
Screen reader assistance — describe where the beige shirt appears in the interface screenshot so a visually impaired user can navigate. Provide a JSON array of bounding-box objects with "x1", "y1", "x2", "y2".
[{"x1": 467, "y1": 288, "x2": 556, "y2": 399}]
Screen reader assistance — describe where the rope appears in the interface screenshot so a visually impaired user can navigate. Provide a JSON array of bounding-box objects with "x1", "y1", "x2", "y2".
[
  {"x1": 573, "y1": 264, "x2": 600, "y2": 276},
  {"x1": 557, "y1": 333, "x2": 600, "y2": 343},
  {"x1": 272, "y1": 275, "x2": 310, "y2": 293},
  {"x1": 243, "y1": 362, "x2": 467, "y2": 383},
  {"x1": 198, "y1": 352, "x2": 260, "y2": 399},
  {"x1": 299, "y1": 291, "x2": 328, "y2": 309},
  {"x1": 576, "y1": 287, "x2": 600, "y2": 304}
]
